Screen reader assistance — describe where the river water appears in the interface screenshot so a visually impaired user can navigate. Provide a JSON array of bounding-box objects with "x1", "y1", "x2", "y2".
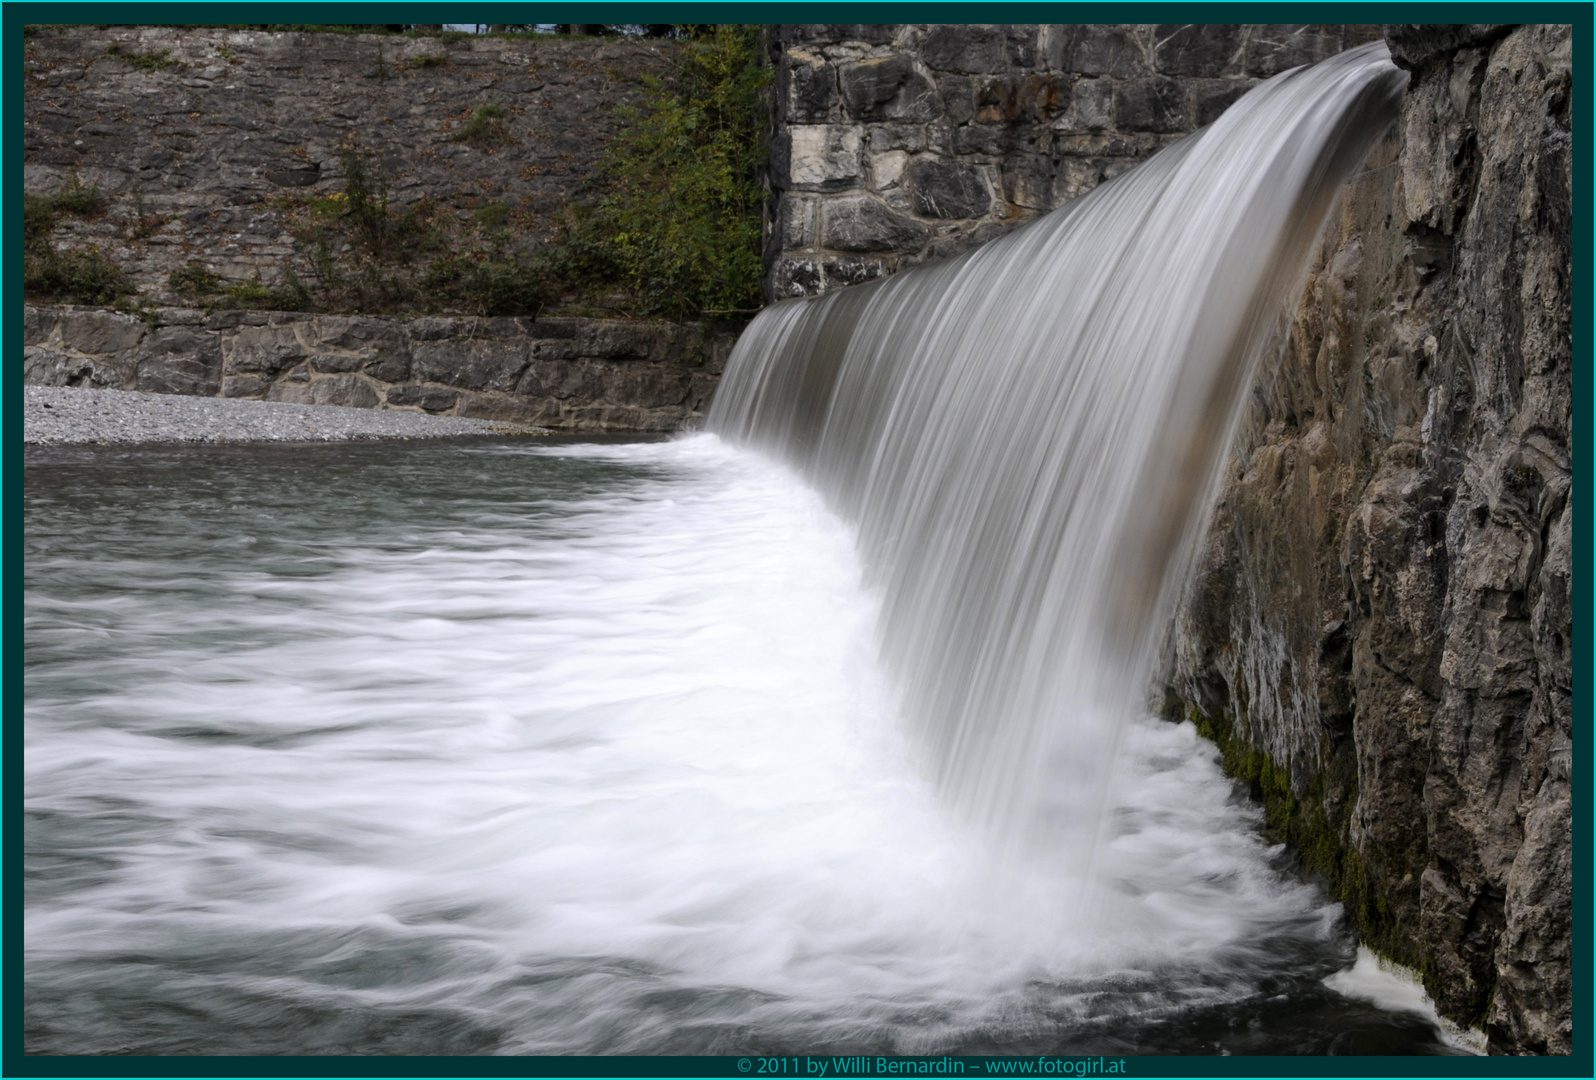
[{"x1": 24, "y1": 437, "x2": 1463, "y2": 1056}]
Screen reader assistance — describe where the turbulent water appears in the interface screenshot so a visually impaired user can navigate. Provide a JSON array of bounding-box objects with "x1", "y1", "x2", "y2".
[
  {"x1": 25, "y1": 440, "x2": 1462, "y2": 1056},
  {"x1": 23, "y1": 43, "x2": 1459, "y2": 1059},
  {"x1": 711, "y1": 43, "x2": 1408, "y2": 859}
]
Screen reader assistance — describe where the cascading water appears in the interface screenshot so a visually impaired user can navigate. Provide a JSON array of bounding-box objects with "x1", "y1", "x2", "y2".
[
  {"x1": 710, "y1": 43, "x2": 1408, "y2": 864},
  {"x1": 25, "y1": 42, "x2": 1469, "y2": 1057}
]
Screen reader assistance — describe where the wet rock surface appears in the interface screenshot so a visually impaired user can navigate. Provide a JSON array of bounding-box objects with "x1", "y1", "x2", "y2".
[{"x1": 1164, "y1": 23, "x2": 1571, "y2": 1055}]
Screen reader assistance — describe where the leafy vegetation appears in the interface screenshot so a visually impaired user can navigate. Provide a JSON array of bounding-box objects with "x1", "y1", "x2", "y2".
[
  {"x1": 250, "y1": 144, "x2": 541, "y2": 317},
  {"x1": 24, "y1": 245, "x2": 133, "y2": 304},
  {"x1": 212, "y1": 270, "x2": 313, "y2": 311},
  {"x1": 543, "y1": 24, "x2": 769, "y2": 321},
  {"x1": 23, "y1": 175, "x2": 133, "y2": 305},
  {"x1": 105, "y1": 41, "x2": 182, "y2": 70},
  {"x1": 126, "y1": 187, "x2": 170, "y2": 239},
  {"x1": 49, "y1": 173, "x2": 106, "y2": 217},
  {"x1": 167, "y1": 260, "x2": 221, "y2": 297},
  {"x1": 451, "y1": 104, "x2": 511, "y2": 149}
]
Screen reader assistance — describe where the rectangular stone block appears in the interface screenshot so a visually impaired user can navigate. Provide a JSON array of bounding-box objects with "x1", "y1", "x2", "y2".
[
  {"x1": 1006, "y1": 25, "x2": 1040, "y2": 69},
  {"x1": 821, "y1": 193, "x2": 930, "y2": 252},
  {"x1": 768, "y1": 257, "x2": 822, "y2": 301},
  {"x1": 870, "y1": 151, "x2": 909, "y2": 190},
  {"x1": 137, "y1": 353, "x2": 222, "y2": 397},
  {"x1": 1114, "y1": 78, "x2": 1188, "y2": 133},
  {"x1": 783, "y1": 51, "x2": 838, "y2": 122},
  {"x1": 267, "y1": 373, "x2": 379, "y2": 408},
  {"x1": 221, "y1": 374, "x2": 270, "y2": 398},
  {"x1": 1062, "y1": 78, "x2": 1114, "y2": 132},
  {"x1": 517, "y1": 357, "x2": 609, "y2": 401},
  {"x1": 1045, "y1": 25, "x2": 1146, "y2": 77},
  {"x1": 23, "y1": 306, "x2": 59, "y2": 347},
  {"x1": 1002, "y1": 154, "x2": 1055, "y2": 210},
  {"x1": 455, "y1": 392, "x2": 558, "y2": 425},
  {"x1": 308, "y1": 352, "x2": 364, "y2": 374},
  {"x1": 575, "y1": 321, "x2": 656, "y2": 361},
  {"x1": 385, "y1": 384, "x2": 461, "y2": 412},
  {"x1": 1155, "y1": 23, "x2": 1243, "y2": 77},
  {"x1": 779, "y1": 195, "x2": 819, "y2": 246},
  {"x1": 228, "y1": 323, "x2": 307, "y2": 375},
  {"x1": 1244, "y1": 25, "x2": 1345, "y2": 78},
  {"x1": 60, "y1": 310, "x2": 147, "y2": 355},
  {"x1": 784, "y1": 125, "x2": 863, "y2": 187},
  {"x1": 922, "y1": 24, "x2": 1005, "y2": 74},
  {"x1": 529, "y1": 317, "x2": 581, "y2": 340},
  {"x1": 412, "y1": 339, "x2": 530, "y2": 391}
]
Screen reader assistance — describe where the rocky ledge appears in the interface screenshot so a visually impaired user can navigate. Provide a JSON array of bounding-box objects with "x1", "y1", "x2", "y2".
[
  {"x1": 24, "y1": 306, "x2": 740, "y2": 433},
  {"x1": 1162, "y1": 23, "x2": 1571, "y2": 1055}
]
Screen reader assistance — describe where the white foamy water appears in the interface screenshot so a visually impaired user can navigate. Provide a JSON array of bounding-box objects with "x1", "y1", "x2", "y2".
[{"x1": 24, "y1": 437, "x2": 1460, "y2": 1055}]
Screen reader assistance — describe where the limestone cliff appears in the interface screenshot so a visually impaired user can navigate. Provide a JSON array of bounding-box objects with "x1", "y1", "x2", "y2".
[{"x1": 1162, "y1": 24, "x2": 1572, "y2": 1054}]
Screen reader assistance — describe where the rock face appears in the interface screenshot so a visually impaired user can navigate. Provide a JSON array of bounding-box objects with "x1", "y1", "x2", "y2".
[
  {"x1": 767, "y1": 24, "x2": 1381, "y2": 299},
  {"x1": 23, "y1": 306, "x2": 736, "y2": 433},
  {"x1": 22, "y1": 26, "x2": 672, "y2": 300},
  {"x1": 1162, "y1": 24, "x2": 1571, "y2": 1054}
]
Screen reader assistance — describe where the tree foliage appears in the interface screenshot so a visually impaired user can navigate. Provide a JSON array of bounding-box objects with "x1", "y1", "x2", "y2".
[{"x1": 546, "y1": 25, "x2": 769, "y2": 321}]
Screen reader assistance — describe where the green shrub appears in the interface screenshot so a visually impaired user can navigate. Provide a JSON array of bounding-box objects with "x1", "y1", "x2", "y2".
[
  {"x1": 212, "y1": 270, "x2": 311, "y2": 311},
  {"x1": 51, "y1": 173, "x2": 105, "y2": 217},
  {"x1": 423, "y1": 255, "x2": 543, "y2": 316},
  {"x1": 338, "y1": 146, "x2": 393, "y2": 256},
  {"x1": 23, "y1": 176, "x2": 130, "y2": 304},
  {"x1": 168, "y1": 261, "x2": 221, "y2": 296},
  {"x1": 127, "y1": 186, "x2": 170, "y2": 239},
  {"x1": 406, "y1": 53, "x2": 448, "y2": 69},
  {"x1": 543, "y1": 24, "x2": 769, "y2": 321},
  {"x1": 105, "y1": 42, "x2": 182, "y2": 71},
  {"x1": 23, "y1": 244, "x2": 133, "y2": 304},
  {"x1": 24, "y1": 193, "x2": 59, "y2": 245},
  {"x1": 474, "y1": 200, "x2": 510, "y2": 231},
  {"x1": 451, "y1": 104, "x2": 510, "y2": 149}
]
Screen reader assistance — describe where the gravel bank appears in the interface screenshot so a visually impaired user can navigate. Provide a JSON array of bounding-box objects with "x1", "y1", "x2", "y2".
[{"x1": 23, "y1": 386, "x2": 548, "y2": 445}]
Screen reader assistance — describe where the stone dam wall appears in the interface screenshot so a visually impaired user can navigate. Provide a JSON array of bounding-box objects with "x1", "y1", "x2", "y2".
[
  {"x1": 1161, "y1": 24, "x2": 1572, "y2": 1054},
  {"x1": 23, "y1": 306, "x2": 735, "y2": 432},
  {"x1": 766, "y1": 23, "x2": 1380, "y2": 298}
]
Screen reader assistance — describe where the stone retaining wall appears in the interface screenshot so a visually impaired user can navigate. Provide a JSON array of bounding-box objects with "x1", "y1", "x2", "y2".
[
  {"x1": 23, "y1": 306, "x2": 735, "y2": 432},
  {"x1": 22, "y1": 25, "x2": 673, "y2": 302},
  {"x1": 767, "y1": 23, "x2": 1380, "y2": 298}
]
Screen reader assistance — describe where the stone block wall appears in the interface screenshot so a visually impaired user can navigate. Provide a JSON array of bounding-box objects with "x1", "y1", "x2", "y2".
[
  {"x1": 22, "y1": 25, "x2": 674, "y2": 302},
  {"x1": 23, "y1": 306, "x2": 735, "y2": 432},
  {"x1": 767, "y1": 23, "x2": 1381, "y2": 298}
]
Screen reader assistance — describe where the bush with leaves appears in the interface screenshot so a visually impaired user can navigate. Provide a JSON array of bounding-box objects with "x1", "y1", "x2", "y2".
[
  {"x1": 544, "y1": 24, "x2": 769, "y2": 321},
  {"x1": 23, "y1": 176, "x2": 133, "y2": 305}
]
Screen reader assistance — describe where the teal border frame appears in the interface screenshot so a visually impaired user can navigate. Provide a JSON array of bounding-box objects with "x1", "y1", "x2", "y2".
[{"x1": 6, "y1": 3, "x2": 1587, "y2": 1077}]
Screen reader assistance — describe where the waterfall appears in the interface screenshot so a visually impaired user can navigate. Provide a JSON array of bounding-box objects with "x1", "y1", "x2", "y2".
[{"x1": 710, "y1": 43, "x2": 1407, "y2": 859}]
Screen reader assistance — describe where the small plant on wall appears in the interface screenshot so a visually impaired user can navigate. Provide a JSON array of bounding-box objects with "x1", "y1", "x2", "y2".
[
  {"x1": 22, "y1": 175, "x2": 133, "y2": 305},
  {"x1": 451, "y1": 104, "x2": 512, "y2": 150}
]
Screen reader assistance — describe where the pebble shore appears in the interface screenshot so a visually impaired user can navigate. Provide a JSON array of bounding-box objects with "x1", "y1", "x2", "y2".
[{"x1": 22, "y1": 385, "x2": 547, "y2": 446}]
